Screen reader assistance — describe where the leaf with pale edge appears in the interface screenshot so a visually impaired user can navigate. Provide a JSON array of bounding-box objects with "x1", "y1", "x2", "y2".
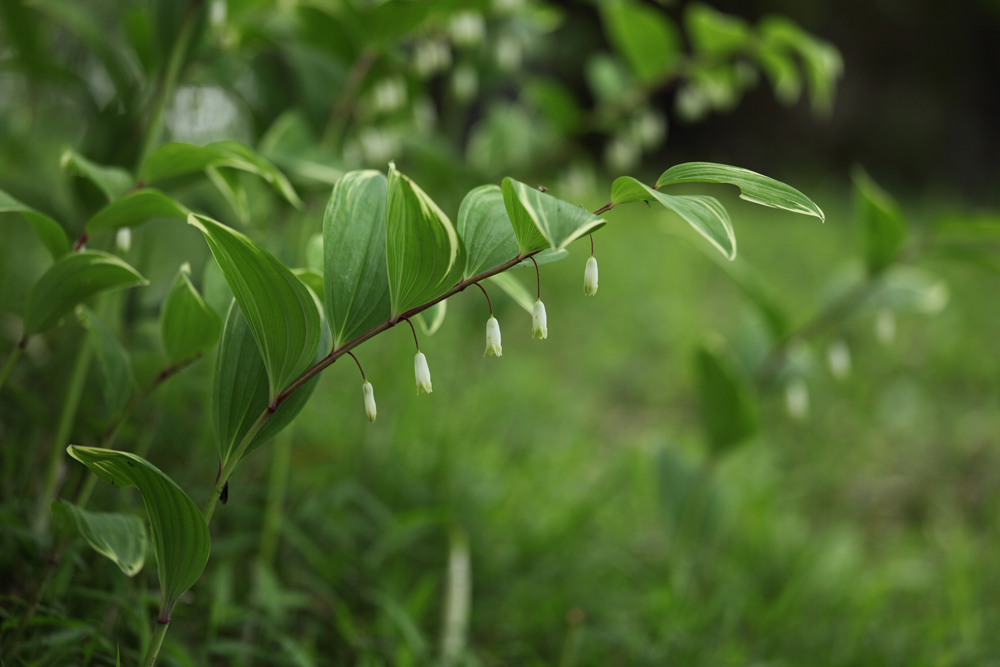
[
  {"x1": 85, "y1": 189, "x2": 189, "y2": 234},
  {"x1": 189, "y1": 214, "x2": 320, "y2": 403},
  {"x1": 415, "y1": 300, "x2": 447, "y2": 336},
  {"x1": 611, "y1": 176, "x2": 737, "y2": 259},
  {"x1": 60, "y1": 148, "x2": 134, "y2": 201},
  {"x1": 66, "y1": 446, "x2": 210, "y2": 621},
  {"x1": 24, "y1": 251, "x2": 147, "y2": 335},
  {"x1": 386, "y1": 163, "x2": 466, "y2": 318},
  {"x1": 0, "y1": 189, "x2": 70, "y2": 259},
  {"x1": 502, "y1": 177, "x2": 605, "y2": 255},
  {"x1": 52, "y1": 499, "x2": 147, "y2": 576},
  {"x1": 160, "y1": 263, "x2": 222, "y2": 365},
  {"x1": 487, "y1": 273, "x2": 533, "y2": 313},
  {"x1": 323, "y1": 170, "x2": 391, "y2": 347}
]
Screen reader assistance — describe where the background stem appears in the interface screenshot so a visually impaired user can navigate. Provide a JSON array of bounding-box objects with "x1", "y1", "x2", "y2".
[{"x1": 0, "y1": 341, "x2": 23, "y2": 392}]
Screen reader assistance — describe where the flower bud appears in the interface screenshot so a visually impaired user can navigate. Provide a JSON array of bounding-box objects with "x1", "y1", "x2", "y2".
[
  {"x1": 362, "y1": 381, "x2": 377, "y2": 422},
  {"x1": 532, "y1": 300, "x2": 547, "y2": 340},
  {"x1": 785, "y1": 378, "x2": 810, "y2": 420},
  {"x1": 115, "y1": 227, "x2": 132, "y2": 254},
  {"x1": 827, "y1": 340, "x2": 851, "y2": 380},
  {"x1": 484, "y1": 316, "x2": 502, "y2": 357},
  {"x1": 583, "y1": 256, "x2": 599, "y2": 296},
  {"x1": 414, "y1": 352, "x2": 433, "y2": 394}
]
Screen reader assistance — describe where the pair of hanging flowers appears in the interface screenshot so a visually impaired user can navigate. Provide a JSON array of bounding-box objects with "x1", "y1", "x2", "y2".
[{"x1": 353, "y1": 240, "x2": 600, "y2": 422}]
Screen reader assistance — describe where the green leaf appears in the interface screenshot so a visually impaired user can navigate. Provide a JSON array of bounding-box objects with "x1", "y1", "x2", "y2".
[
  {"x1": 601, "y1": 0, "x2": 680, "y2": 84},
  {"x1": 458, "y1": 184, "x2": 518, "y2": 277},
  {"x1": 486, "y1": 273, "x2": 533, "y2": 313},
  {"x1": 323, "y1": 170, "x2": 391, "y2": 348},
  {"x1": 66, "y1": 446, "x2": 211, "y2": 620},
  {"x1": 502, "y1": 177, "x2": 605, "y2": 255},
  {"x1": 160, "y1": 263, "x2": 222, "y2": 365},
  {"x1": 756, "y1": 44, "x2": 803, "y2": 105},
  {"x1": 863, "y1": 267, "x2": 948, "y2": 315},
  {"x1": 85, "y1": 189, "x2": 189, "y2": 234},
  {"x1": 696, "y1": 338, "x2": 758, "y2": 456},
  {"x1": 292, "y1": 268, "x2": 324, "y2": 304},
  {"x1": 207, "y1": 166, "x2": 250, "y2": 225},
  {"x1": 684, "y1": 3, "x2": 751, "y2": 57},
  {"x1": 77, "y1": 307, "x2": 134, "y2": 418},
  {"x1": 189, "y1": 214, "x2": 321, "y2": 403},
  {"x1": 415, "y1": 299, "x2": 447, "y2": 336},
  {"x1": 654, "y1": 162, "x2": 825, "y2": 221},
  {"x1": 610, "y1": 176, "x2": 736, "y2": 259},
  {"x1": 24, "y1": 251, "x2": 148, "y2": 335},
  {"x1": 759, "y1": 17, "x2": 842, "y2": 116},
  {"x1": 511, "y1": 247, "x2": 569, "y2": 271},
  {"x1": 385, "y1": 163, "x2": 466, "y2": 319},
  {"x1": 0, "y1": 189, "x2": 70, "y2": 259},
  {"x1": 852, "y1": 167, "x2": 907, "y2": 275},
  {"x1": 141, "y1": 141, "x2": 302, "y2": 209},
  {"x1": 213, "y1": 302, "x2": 320, "y2": 465},
  {"x1": 60, "y1": 148, "x2": 134, "y2": 201},
  {"x1": 52, "y1": 499, "x2": 147, "y2": 577}
]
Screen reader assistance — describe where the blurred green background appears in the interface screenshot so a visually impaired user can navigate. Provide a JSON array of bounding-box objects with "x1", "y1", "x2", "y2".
[{"x1": 2, "y1": 0, "x2": 1000, "y2": 665}]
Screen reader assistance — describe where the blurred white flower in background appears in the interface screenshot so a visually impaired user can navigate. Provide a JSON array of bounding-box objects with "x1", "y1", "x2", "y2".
[
  {"x1": 494, "y1": 34, "x2": 522, "y2": 72},
  {"x1": 413, "y1": 40, "x2": 451, "y2": 79},
  {"x1": 451, "y1": 64, "x2": 478, "y2": 103},
  {"x1": 370, "y1": 77, "x2": 407, "y2": 114},
  {"x1": 785, "y1": 378, "x2": 810, "y2": 420},
  {"x1": 605, "y1": 137, "x2": 639, "y2": 172},
  {"x1": 827, "y1": 339, "x2": 851, "y2": 380},
  {"x1": 450, "y1": 12, "x2": 485, "y2": 48}
]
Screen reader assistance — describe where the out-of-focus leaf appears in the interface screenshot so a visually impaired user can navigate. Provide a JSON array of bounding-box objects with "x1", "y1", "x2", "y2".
[
  {"x1": 189, "y1": 214, "x2": 321, "y2": 403},
  {"x1": 502, "y1": 177, "x2": 605, "y2": 255},
  {"x1": 696, "y1": 338, "x2": 758, "y2": 456},
  {"x1": 685, "y1": 3, "x2": 751, "y2": 56},
  {"x1": 0, "y1": 189, "x2": 70, "y2": 259},
  {"x1": 207, "y1": 166, "x2": 250, "y2": 225},
  {"x1": 77, "y1": 307, "x2": 134, "y2": 418},
  {"x1": 24, "y1": 251, "x2": 147, "y2": 335},
  {"x1": 458, "y1": 184, "x2": 518, "y2": 277},
  {"x1": 756, "y1": 44, "x2": 803, "y2": 105},
  {"x1": 522, "y1": 79, "x2": 582, "y2": 134},
  {"x1": 60, "y1": 148, "x2": 134, "y2": 201},
  {"x1": 385, "y1": 163, "x2": 466, "y2": 318},
  {"x1": 66, "y1": 446, "x2": 211, "y2": 620},
  {"x1": 293, "y1": 269, "x2": 324, "y2": 304},
  {"x1": 160, "y1": 263, "x2": 222, "y2": 365},
  {"x1": 141, "y1": 142, "x2": 302, "y2": 209},
  {"x1": 213, "y1": 302, "x2": 320, "y2": 465},
  {"x1": 52, "y1": 500, "x2": 147, "y2": 577},
  {"x1": 323, "y1": 170, "x2": 391, "y2": 348},
  {"x1": 85, "y1": 189, "x2": 189, "y2": 234},
  {"x1": 414, "y1": 299, "x2": 447, "y2": 336},
  {"x1": 601, "y1": 0, "x2": 680, "y2": 84},
  {"x1": 259, "y1": 111, "x2": 346, "y2": 186},
  {"x1": 655, "y1": 162, "x2": 825, "y2": 221},
  {"x1": 611, "y1": 176, "x2": 736, "y2": 259},
  {"x1": 759, "y1": 16, "x2": 842, "y2": 116},
  {"x1": 487, "y1": 273, "x2": 533, "y2": 313},
  {"x1": 306, "y1": 233, "x2": 324, "y2": 273},
  {"x1": 852, "y1": 167, "x2": 906, "y2": 275},
  {"x1": 511, "y1": 248, "x2": 570, "y2": 271},
  {"x1": 863, "y1": 266, "x2": 949, "y2": 315}
]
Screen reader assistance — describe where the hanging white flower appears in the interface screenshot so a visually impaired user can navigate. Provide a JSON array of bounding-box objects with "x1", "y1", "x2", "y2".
[
  {"x1": 583, "y1": 256, "x2": 599, "y2": 296},
  {"x1": 827, "y1": 340, "x2": 851, "y2": 380},
  {"x1": 362, "y1": 381, "x2": 377, "y2": 422},
  {"x1": 115, "y1": 227, "x2": 132, "y2": 254},
  {"x1": 484, "y1": 316, "x2": 502, "y2": 357},
  {"x1": 414, "y1": 352, "x2": 433, "y2": 394},
  {"x1": 532, "y1": 300, "x2": 547, "y2": 340}
]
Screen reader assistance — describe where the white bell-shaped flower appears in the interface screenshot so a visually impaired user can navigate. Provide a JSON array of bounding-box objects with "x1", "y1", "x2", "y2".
[
  {"x1": 484, "y1": 316, "x2": 502, "y2": 357},
  {"x1": 362, "y1": 381, "x2": 377, "y2": 422},
  {"x1": 532, "y1": 300, "x2": 547, "y2": 340},
  {"x1": 116, "y1": 227, "x2": 132, "y2": 254},
  {"x1": 414, "y1": 352, "x2": 433, "y2": 394},
  {"x1": 583, "y1": 256, "x2": 599, "y2": 296}
]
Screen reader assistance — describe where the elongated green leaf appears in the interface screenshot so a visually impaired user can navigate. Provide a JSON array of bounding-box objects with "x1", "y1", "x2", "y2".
[
  {"x1": 386, "y1": 163, "x2": 466, "y2": 318},
  {"x1": 696, "y1": 338, "x2": 758, "y2": 456},
  {"x1": 863, "y1": 266, "x2": 948, "y2": 316},
  {"x1": 85, "y1": 189, "x2": 189, "y2": 234},
  {"x1": 415, "y1": 299, "x2": 447, "y2": 336},
  {"x1": 160, "y1": 263, "x2": 222, "y2": 365},
  {"x1": 487, "y1": 273, "x2": 533, "y2": 313},
  {"x1": 601, "y1": 0, "x2": 680, "y2": 83},
  {"x1": 511, "y1": 247, "x2": 569, "y2": 270},
  {"x1": 852, "y1": 167, "x2": 906, "y2": 275},
  {"x1": 458, "y1": 184, "x2": 518, "y2": 277},
  {"x1": 24, "y1": 251, "x2": 148, "y2": 335},
  {"x1": 759, "y1": 16, "x2": 842, "y2": 116},
  {"x1": 213, "y1": 302, "x2": 320, "y2": 465},
  {"x1": 502, "y1": 178, "x2": 605, "y2": 255},
  {"x1": 189, "y1": 214, "x2": 321, "y2": 403},
  {"x1": 53, "y1": 499, "x2": 147, "y2": 577},
  {"x1": 611, "y1": 176, "x2": 736, "y2": 259},
  {"x1": 654, "y1": 162, "x2": 825, "y2": 221},
  {"x1": 0, "y1": 189, "x2": 70, "y2": 259},
  {"x1": 77, "y1": 307, "x2": 134, "y2": 418},
  {"x1": 60, "y1": 148, "x2": 134, "y2": 201},
  {"x1": 323, "y1": 170, "x2": 391, "y2": 348},
  {"x1": 141, "y1": 141, "x2": 302, "y2": 209},
  {"x1": 292, "y1": 268, "x2": 324, "y2": 303},
  {"x1": 685, "y1": 4, "x2": 750, "y2": 57},
  {"x1": 66, "y1": 446, "x2": 210, "y2": 620},
  {"x1": 207, "y1": 166, "x2": 250, "y2": 225}
]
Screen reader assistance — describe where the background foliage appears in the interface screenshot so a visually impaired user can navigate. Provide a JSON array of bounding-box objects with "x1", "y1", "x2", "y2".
[{"x1": 1, "y1": 0, "x2": 1000, "y2": 665}]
